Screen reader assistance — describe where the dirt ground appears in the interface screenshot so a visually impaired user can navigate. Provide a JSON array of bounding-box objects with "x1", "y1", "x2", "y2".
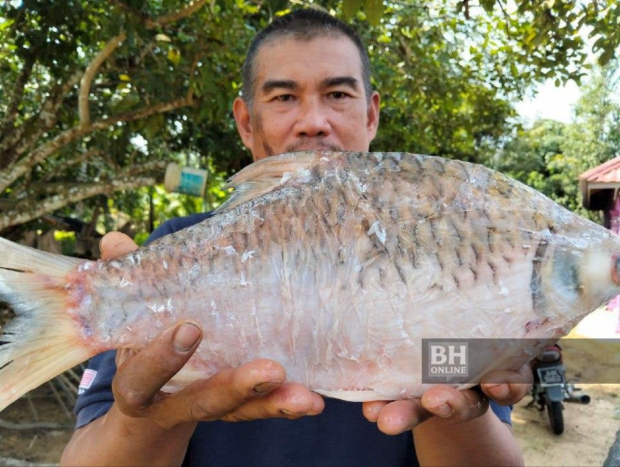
[
  {"x1": 0, "y1": 387, "x2": 74, "y2": 466},
  {"x1": 2, "y1": 307, "x2": 620, "y2": 466},
  {"x1": 513, "y1": 306, "x2": 620, "y2": 467}
]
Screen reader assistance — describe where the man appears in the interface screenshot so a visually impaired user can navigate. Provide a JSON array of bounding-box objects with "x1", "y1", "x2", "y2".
[{"x1": 61, "y1": 9, "x2": 529, "y2": 466}]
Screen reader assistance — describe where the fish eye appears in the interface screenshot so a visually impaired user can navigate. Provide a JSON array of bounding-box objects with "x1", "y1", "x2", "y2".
[{"x1": 551, "y1": 249, "x2": 581, "y2": 302}]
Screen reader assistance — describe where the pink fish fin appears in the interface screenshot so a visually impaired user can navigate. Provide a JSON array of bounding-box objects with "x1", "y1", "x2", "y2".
[
  {"x1": 313, "y1": 389, "x2": 389, "y2": 402},
  {"x1": 0, "y1": 236, "x2": 96, "y2": 412},
  {"x1": 216, "y1": 151, "x2": 318, "y2": 213}
]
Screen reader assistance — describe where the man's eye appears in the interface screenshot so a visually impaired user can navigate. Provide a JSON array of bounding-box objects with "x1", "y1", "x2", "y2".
[
  {"x1": 274, "y1": 94, "x2": 294, "y2": 102},
  {"x1": 329, "y1": 91, "x2": 349, "y2": 99}
]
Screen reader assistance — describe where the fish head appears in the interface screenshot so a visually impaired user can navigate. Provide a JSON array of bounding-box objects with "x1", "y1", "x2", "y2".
[{"x1": 540, "y1": 232, "x2": 620, "y2": 324}]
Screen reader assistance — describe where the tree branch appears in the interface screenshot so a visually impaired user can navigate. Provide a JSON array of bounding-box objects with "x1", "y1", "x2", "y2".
[
  {"x1": 0, "y1": 170, "x2": 165, "y2": 232},
  {"x1": 0, "y1": 54, "x2": 35, "y2": 135},
  {"x1": 108, "y1": 0, "x2": 209, "y2": 30},
  {"x1": 186, "y1": 53, "x2": 202, "y2": 103},
  {"x1": 137, "y1": 40, "x2": 157, "y2": 65},
  {"x1": 153, "y1": 0, "x2": 209, "y2": 28},
  {"x1": 0, "y1": 70, "x2": 83, "y2": 166},
  {"x1": 107, "y1": 0, "x2": 155, "y2": 28},
  {"x1": 11, "y1": 158, "x2": 166, "y2": 202},
  {"x1": 0, "y1": 0, "x2": 206, "y2": 178},
  {"x1": 41, "y1": 149, "x2": 102, "y2": 183},
  {"x1": 122, "y1": 159, "x2": 168, "y2": 176},
  {"x1": 79, "y1": 32, "x2": 127, "y2": 127},
  {"x1": 0, "y1": 97, "x2": 191, "y2": 193},
  {"x1": 96, "y1": 97, "x2": 191, "y2": 129}
]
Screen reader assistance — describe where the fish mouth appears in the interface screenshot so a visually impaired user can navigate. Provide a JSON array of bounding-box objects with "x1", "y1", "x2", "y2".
[{"x1": 613, "y1": 253, "x2": 620, "y2": 285}]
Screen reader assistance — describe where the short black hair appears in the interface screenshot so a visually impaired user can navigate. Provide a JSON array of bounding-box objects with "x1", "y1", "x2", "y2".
[{"x1": 241, "y1": 9, "x2": 373, "y2": 107}]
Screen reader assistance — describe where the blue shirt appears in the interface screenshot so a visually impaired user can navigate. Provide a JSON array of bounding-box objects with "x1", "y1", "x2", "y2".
[{"x1": 74, "y1": 212, "x2": 512, "y2": 467}]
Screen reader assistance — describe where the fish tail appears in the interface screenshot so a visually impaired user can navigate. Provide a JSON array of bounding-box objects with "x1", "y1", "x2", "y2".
[{"x1": 0, "y1": 236, "x2": 95, "y2": 411}]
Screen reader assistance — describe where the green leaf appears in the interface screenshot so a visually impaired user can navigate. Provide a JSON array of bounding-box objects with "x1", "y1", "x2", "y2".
[
  {"x1": 510, "y1": 62, "x2": 518, "y2": 78},
  {"x1": 479, "y1": 0, "x2": 495, "y2": 14},
  {"x1": 266, "y1": 0, "x2": 288, "y2": 14},
  {"x1": 155, "y1": 34, "x2": 172, "y2": 42},
  {"x1": 0, "y1": 19, "x2": 14, "y2": 31},
  {"x1": 364, "y1": 0, "x2": 384, "y2": 26},
  {"x1": 592, "y1": 37, "x2": 606, "y2": 51},
  {"x1": 343, "y1": 0, "x2": 363, "y2": 20},
  {"x1": 598, "y1": 47, "x2": 614, "y2": 66},
  {"x1": 167, "y1": 47, "x2": 181, "y2": 66}
]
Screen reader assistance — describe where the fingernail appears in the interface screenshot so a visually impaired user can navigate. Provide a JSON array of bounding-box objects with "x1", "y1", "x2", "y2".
[
  {"x1": 253, "y1": 382, "x2": 280, "y2": 395},
  {"x1": 173, "y1": 323, "x2": 201, "y2": 352},
  {"x1": 429, "y1": 403, "x2": 452, "y2": 418}
]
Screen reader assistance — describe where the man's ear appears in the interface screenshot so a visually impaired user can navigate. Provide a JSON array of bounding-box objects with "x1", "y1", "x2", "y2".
[
  {"x1": 367, "y1": 91, "x2": 381, "y2": 142},
  {"x1": 233, "y1": 97, "x2": 253, "y2": 149}
]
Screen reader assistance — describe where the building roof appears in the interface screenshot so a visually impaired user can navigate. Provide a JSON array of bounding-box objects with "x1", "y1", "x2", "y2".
[
  {"x1": 579, "y1": 156, "x2": 620, "y2": 209},
  {"x1": 579, "y1": 157, "x2": 620, "y2": 183}
]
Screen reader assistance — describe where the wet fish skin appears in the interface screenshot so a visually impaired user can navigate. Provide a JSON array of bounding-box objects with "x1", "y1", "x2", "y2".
[
  {"x1": 68, "y1": 151, "x2": 620, "y2": 397},
  {"x1": 1, "y1": 151, "x2": 619, "y2": 409}
]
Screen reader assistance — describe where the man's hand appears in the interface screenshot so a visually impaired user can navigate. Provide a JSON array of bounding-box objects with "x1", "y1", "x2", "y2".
[
  {"x1": 362, "y1": 364, "x2": 533, "y2": 434},
  {"x1": 101, "y1": 232, "x2": 324, "y2": 429}
]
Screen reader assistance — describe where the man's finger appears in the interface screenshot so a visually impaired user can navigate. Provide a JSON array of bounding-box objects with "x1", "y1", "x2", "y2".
[
  {"x1": 113, "y1": 320, "x2": 202, "y2": 415},
  {"x1": 376, "y1": 399, "x2": 431, "y2": 435},
  {"x1": 480, "y1": 364, "x2": 533, "y2": 405},
  {"x1": 153, "y1": 358, "x2": 288, "y2": 427},
  {"x1": 420, "y1": 385, "x2": 489, "y2": 425},
  {"x1": 362, "y1": 401, "x2": 388, "y2": 422},
  {"x1": 221, "y1": 383, "x2": 323, "y2": 422},
  {"x1": 100, "y1": 231, "x2": 138, "y2": 259}
]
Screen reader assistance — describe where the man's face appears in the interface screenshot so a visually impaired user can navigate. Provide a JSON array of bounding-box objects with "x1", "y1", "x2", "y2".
[{"x1": 233, "y1": 35, "x2": 380, "y2": 162}]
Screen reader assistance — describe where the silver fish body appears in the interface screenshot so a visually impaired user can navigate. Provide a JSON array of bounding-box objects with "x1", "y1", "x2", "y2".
[
  {"x1": 1, "y1": 151, "x2": 619, "y2": 408},
  {"x1": 68, "y1": 151, "x2": 620, "y2": 400}
]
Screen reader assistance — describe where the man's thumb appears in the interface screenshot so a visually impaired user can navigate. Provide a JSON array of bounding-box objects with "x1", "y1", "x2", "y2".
[{"x1": 99, "y1": 231, "x2": 138, "y2": 259}]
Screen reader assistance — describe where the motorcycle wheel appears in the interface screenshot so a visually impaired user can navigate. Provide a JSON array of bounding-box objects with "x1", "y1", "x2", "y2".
[{"x1": 547, "y1": 401, "x2": 564, "y2": 435}]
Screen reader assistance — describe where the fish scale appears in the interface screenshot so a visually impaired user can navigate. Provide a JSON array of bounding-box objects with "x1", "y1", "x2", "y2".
[{"x1": 1, "y1": 151, "x2": 620, "y2": 410}]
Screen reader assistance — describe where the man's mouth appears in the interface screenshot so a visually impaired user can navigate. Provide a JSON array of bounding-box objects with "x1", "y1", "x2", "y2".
[{"x1": 285, "y1": 141, "x2": 343, "y2": 153}]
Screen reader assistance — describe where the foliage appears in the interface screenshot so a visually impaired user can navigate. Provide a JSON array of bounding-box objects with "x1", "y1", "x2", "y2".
[
  {"x1": 484, "y1": 62, "x2": 620, "y2": 218},
  {"x1": 1, "y1": 0, "x2": 618, "y2": 238},
  {"x1": 363, "y1": 2, "x2": 519, "y2": 160},
  {"x1": 345, "y1": 0, "x2": 620, "y2": 71},
  {"x1": 54, "y1": 230, "x2": 77, "y2": 255},
  {"x1": 0, "y1": 0, "x2": 250, "y2": 236}
]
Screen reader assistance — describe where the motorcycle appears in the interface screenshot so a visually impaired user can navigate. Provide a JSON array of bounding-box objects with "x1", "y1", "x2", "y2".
[{"x1": 528, "y1": 345, "x2": 590, "y2": 435}]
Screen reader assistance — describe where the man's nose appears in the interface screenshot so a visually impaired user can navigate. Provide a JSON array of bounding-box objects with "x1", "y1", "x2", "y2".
[{"x1": 294, "y1": 100, "x2": 331, "y2": 137}]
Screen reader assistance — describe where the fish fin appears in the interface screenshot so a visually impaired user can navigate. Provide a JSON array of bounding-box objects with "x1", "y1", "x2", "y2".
[
  {"x1": 216, "y1": 151, "x2": 318, "y2": 213},
  {"x1": 313, "y1": 389, "x2": 389, "y2": 402},
  {"x1": 0, "y1": 236, "x2": 95, "y2": 412}
]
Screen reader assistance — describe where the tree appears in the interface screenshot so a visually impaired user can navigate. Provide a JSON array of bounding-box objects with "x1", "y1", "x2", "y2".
[
  {"x1": 0, "y1": 0, "x2": 250, "y2": 235},
  {"x1": 2, "y1": 0, "x2": 617, "y2": 236},
  {"x1": 346, "y1": 0, "x2": 620, "y2": 71},
  {"x1": 485, "y1": 62, "x2": 620, "y2": 217}
]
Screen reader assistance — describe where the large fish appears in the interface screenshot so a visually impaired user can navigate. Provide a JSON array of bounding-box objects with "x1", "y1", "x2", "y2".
[{"x1": 0, "y1": 151, "x2": 619, "y2": 411}]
